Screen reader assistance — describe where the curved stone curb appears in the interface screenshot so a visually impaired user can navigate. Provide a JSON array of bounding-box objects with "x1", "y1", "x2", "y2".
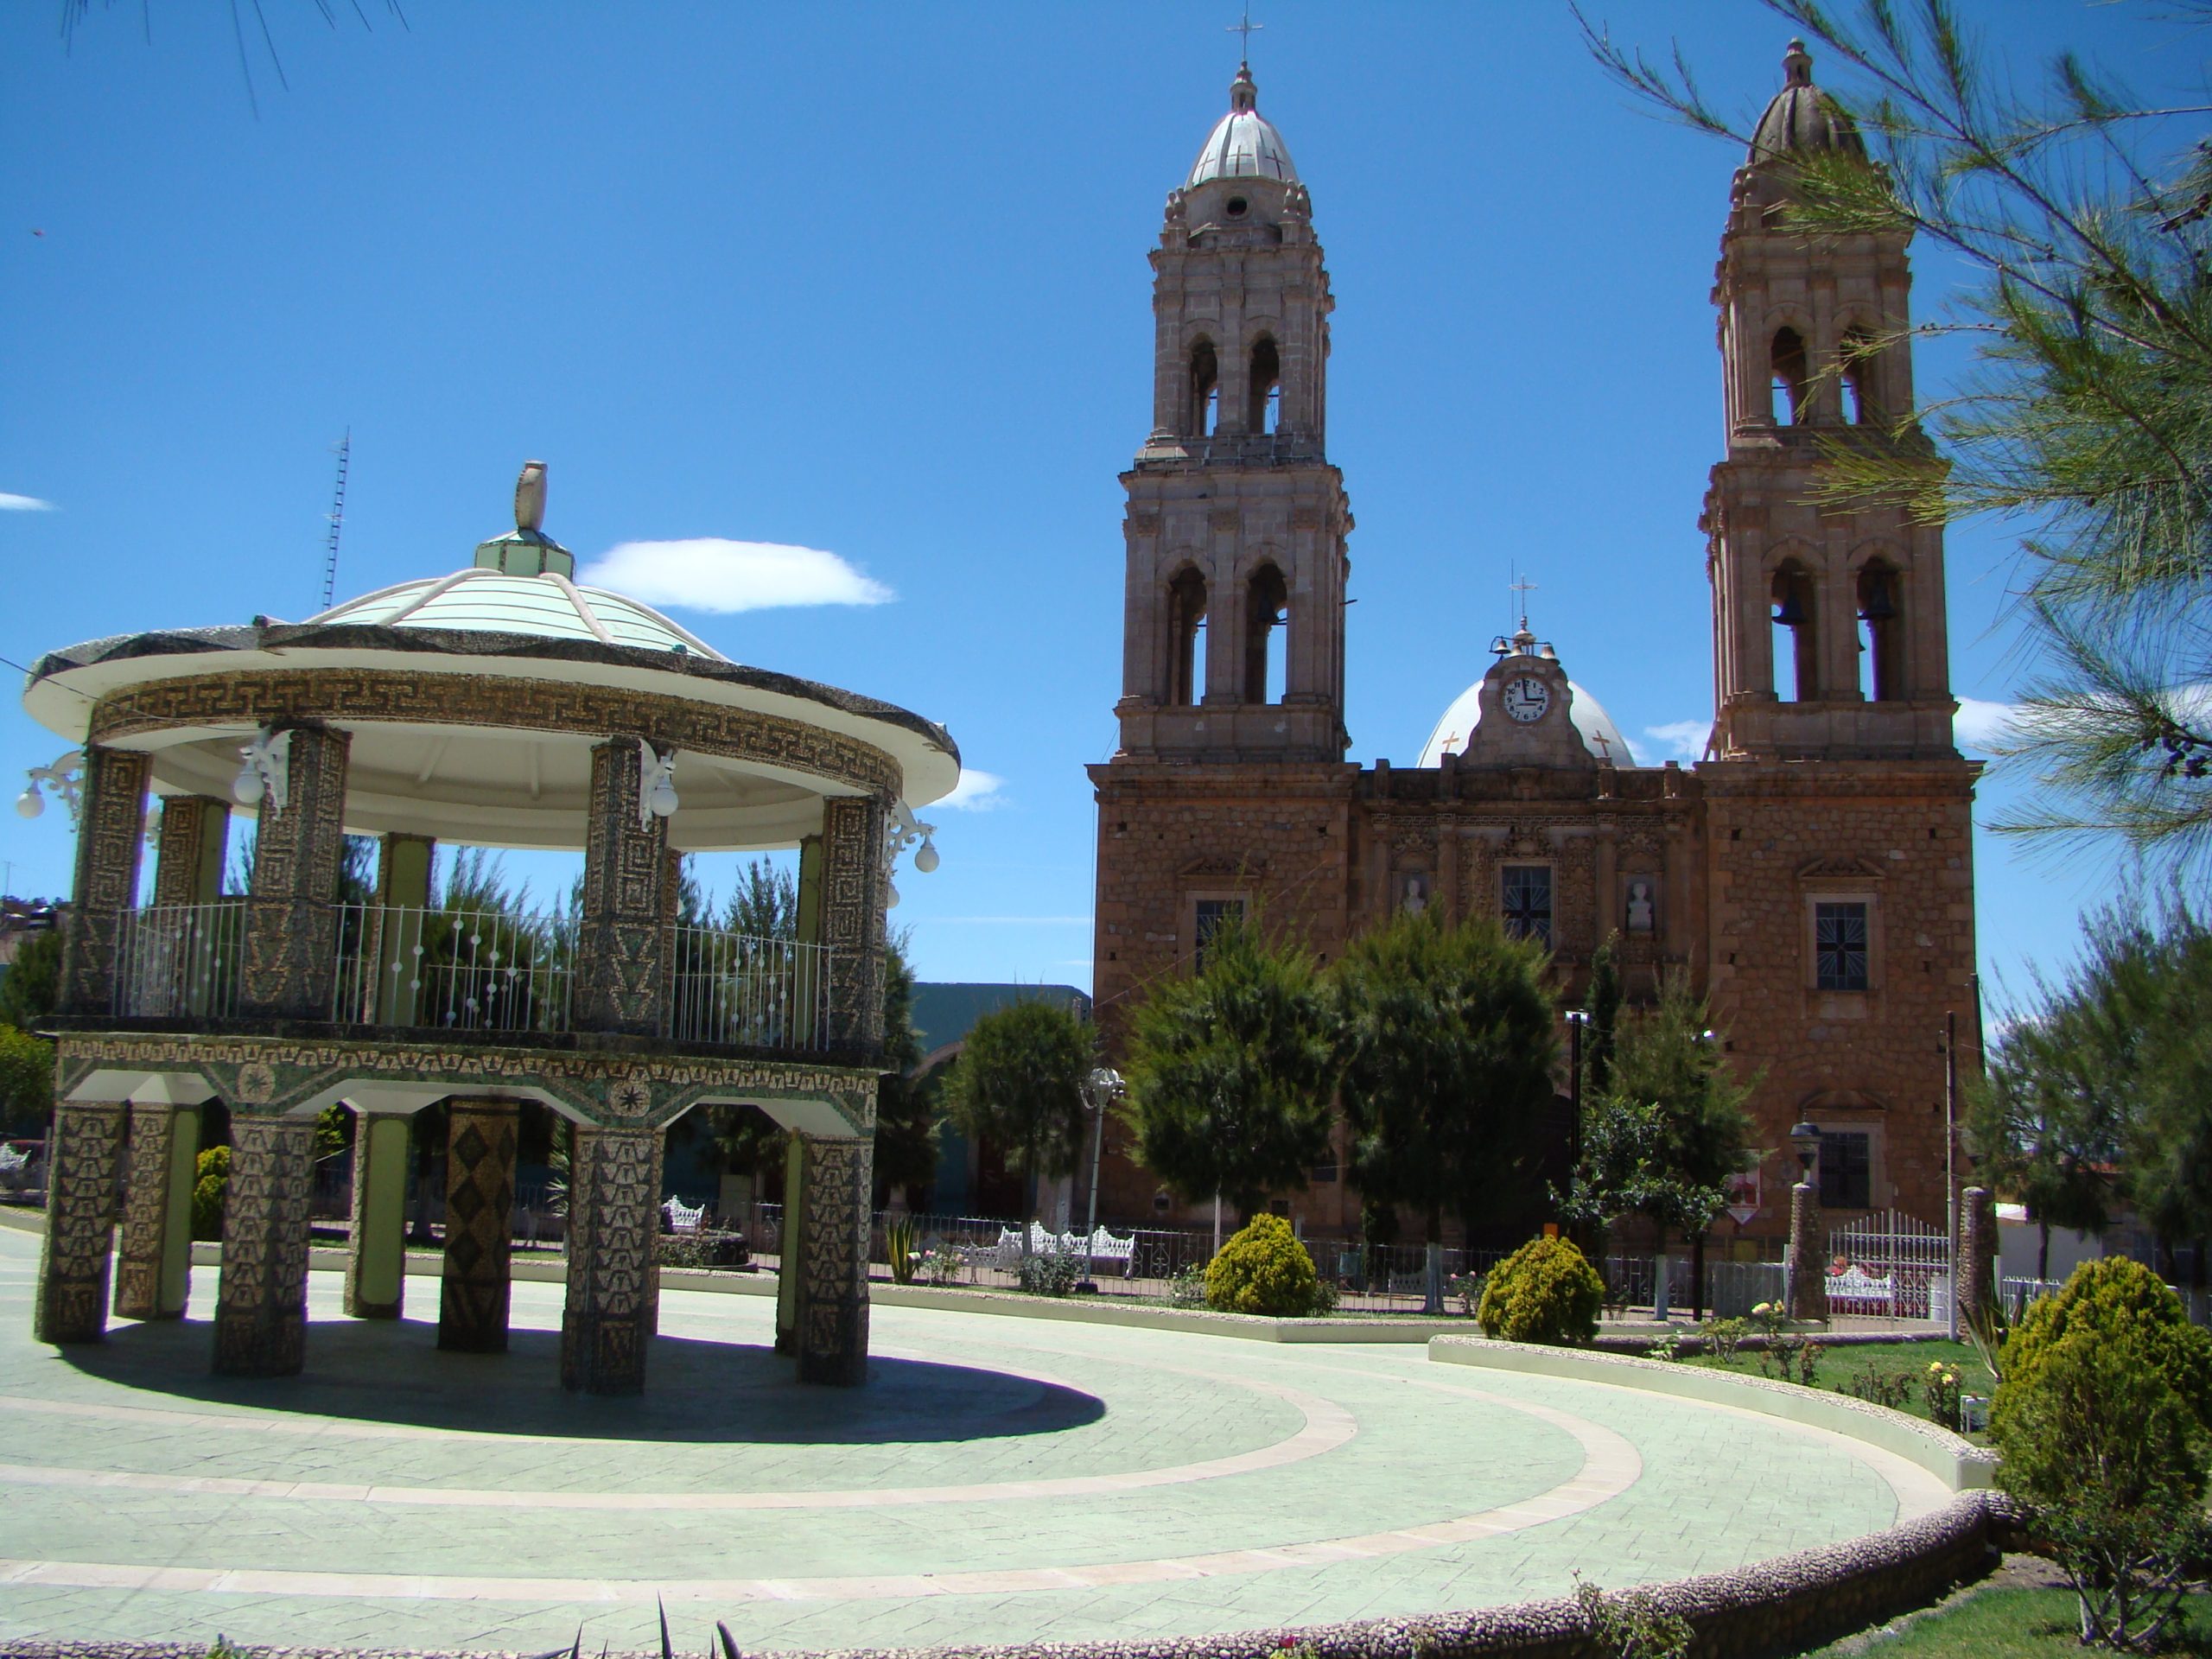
[{"x1": 1427, "y1": 1335, "x2": 1998, "y2": 1493}]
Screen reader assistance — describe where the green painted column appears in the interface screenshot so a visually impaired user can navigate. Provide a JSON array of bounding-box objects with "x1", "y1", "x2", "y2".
[
  {"x1": 774, "y1": 1134, "x2": 807, "y2": 1356},
  {"x1": 344, "y1": 1113, "x2": 411, "y2": 1319},
  {"x1": 372, "y1": 833, "x2": 435, "y2": 1027},
  {"x1": 113, "y1": 1103, "x2": 200, "y2": 1321},
  {"x1": 793, "y1": 833, "x2": 824, "y2": 1045}
]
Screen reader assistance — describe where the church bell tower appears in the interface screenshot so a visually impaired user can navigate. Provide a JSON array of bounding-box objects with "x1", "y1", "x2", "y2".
[
  {"x1": 1113, "y1": 62, "x2": 1352, "y2": 763},
  {"x1": 1705, "y1": 41, "x2": 1957, "y2": 760}
]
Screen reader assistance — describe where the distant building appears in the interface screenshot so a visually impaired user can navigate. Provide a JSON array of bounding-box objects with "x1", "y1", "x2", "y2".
[{"x1": 912, "y1": 982, "x2": 1091, "y2": 1220}]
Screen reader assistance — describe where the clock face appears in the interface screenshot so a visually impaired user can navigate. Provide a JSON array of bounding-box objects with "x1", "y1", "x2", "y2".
[{"x1": 1503, "y1": 675, "x2": 1551, "y2": 723}]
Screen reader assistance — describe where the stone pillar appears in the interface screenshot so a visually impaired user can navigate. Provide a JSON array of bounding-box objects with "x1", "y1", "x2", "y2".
[
  {"x1": 797, "y1": 1133, "x2": 874, "y2": 1387},
  {"x1": 1786, "y1": 1179, "x2": 1828, "y2": 1324},
  {"x1": 821, "y1": 796, "x2": 889, "y2": 1052},
  {"x1": 345, "y1": 1113, "x2": 411, "y2": 1319},
  {"x1": 372, "y1": 833, "x2": 435, "y2": 1027},
  {"x1": 57, "y1": 747, "x2": 151, "y2": 1015},
  {"x1": 239, "y1": 725, "x2": 352, "y2": 1020},
  {"x1": 152, "y1": 794, "x2": 230, "y2": 907},
  {"x1": 1958, "y1": 1185, "x2": 1997, "y2": 1326},
  {"x1": 34, "y1": 1102, "x2": 128, "y2": 1344},
  {"x1": 575, "y1": 740, "x2": 671, "y2": 1036},
  {"x1": 773, "y1": 1134, "x2": 807, "y2": 1356},
  {"x1": 439, "y1": 1100, "x2": 518, "y2": 1352},
  {"x1": 213, "y1": 1116, "x2": 317, "y2": 1377},
  {"x1": 560, "y1": 1124, "x2": 664, "y2": 1395},
  {"x1": 113, "y1": 1103, "x2": 200, "y2": 1321}
]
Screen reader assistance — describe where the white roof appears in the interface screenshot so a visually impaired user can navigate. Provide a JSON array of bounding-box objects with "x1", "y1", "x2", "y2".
[
  {"x1": 1189, "y1": 107, "x2": 1299, "y2": 186},
  {"x1": 1417, "y1": 676, "x2": 1638, "y2": 768},
  {"x1": 309, "y1": 568, "x2": 726, "y2": 661}
]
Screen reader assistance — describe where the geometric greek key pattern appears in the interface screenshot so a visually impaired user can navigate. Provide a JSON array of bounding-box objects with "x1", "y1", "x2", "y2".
[
  {"x1": 576, "y1": 739, "x2": 668, "y2": 1036},
  {"x1": 34, "y1": 1103, "x2": 127, "y2": 1345},
  {"x1": 212, "y1": 1117, "x2": 316, "y2": 1376},
  {"x1": 57, "y1": 747, "x2": 149, "y2": 1017},
  {"x1": 240, "y1": 724, "x2": 350, "y2": 1020},
  {"x1": 798, "y1": 1132, "x2": 874, "y2": 1387},
  {"x1": 823, "y1": 794, "x2": 889, "y2": 1052},
  {"x1": 559, "y1": 1125, "x2": 664, "y2": 1395}
]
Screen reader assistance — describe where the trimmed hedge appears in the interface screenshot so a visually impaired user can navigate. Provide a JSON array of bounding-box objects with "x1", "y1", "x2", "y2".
[
  {"x1": 1476, "y1": 1235, "x2": 1604, "y2": 1346},
  {"x1": 1205, "y1": 1213, "x2": 1324, "y2": 1317}
]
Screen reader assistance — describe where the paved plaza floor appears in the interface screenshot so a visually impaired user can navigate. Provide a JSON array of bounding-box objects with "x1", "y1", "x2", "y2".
[{"x1": 0, "y1": 1227, "x2": 1951, "y2": 1655}]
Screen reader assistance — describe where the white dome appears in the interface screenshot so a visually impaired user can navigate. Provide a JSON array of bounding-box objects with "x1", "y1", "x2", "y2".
[
  {"x1": 309, "y1": 568, "x2": 727, "y2": 661},
  {"x1": 1187, "y1": 66, "x2": 1299, "y2": 187},
  {"x1": 1417, "y1": 677, "x2": 1637, "y2": 768}
]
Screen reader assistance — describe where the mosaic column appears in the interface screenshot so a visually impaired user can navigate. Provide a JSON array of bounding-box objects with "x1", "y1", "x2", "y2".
[
  {"x1": 213, "y1": 1116, "x2": 317, "y2": 1377},
  {"x1": 439, "y1": 1099, "x2": 518, "y2": 1352},
  {"x1": 575, "y1": 739, "x2": 671, "y2": 1036},
  {"x1": 56, "y1": 747, "x2": 151, "y2": 1016},
  {"x1": 34, "y1": 1102, "x2": 128, "y2": 1344},
  {"x1": 821, "y1": 795, "x2": 890, "y2": 1052},
  {"x1": 1785, "y1": 1179, "x2": 1828, "y2": 1324},
  {"x1": 151, "y1": 794, "x2": 229, "y2": 907},
  {"x1": 797, "y1": 1131, "x2": 874, "y2": 1387},
  {"x1": 1958, "y1": 1185, "x2": 1997, "y2": 1326},
  {"x1": 113, "y1": 1103, "x2": 200, "y2": 1321},
  {"x1": 239, "y1": 725, "x2": 352, "y2": 1020},
  {"x1": 773, "y1": 1134, "x2": 807, "y2": 1356},
  {"x1": 345, "y1": 1112, "x2": 411, "y2": 1319},
  {"x1": 560, "y1": 1124, "x2": 664, "y2": 1395}
]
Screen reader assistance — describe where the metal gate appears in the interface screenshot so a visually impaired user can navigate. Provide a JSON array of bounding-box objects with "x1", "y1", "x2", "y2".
[{"x1": 1827, "y1": 1210, "x2": 1951, "y2": 1321}]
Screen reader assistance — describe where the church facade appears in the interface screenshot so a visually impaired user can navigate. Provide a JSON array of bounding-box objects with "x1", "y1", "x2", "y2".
[{"x1": 1088, "y1": 47, "x2": 1980, "y2": 1249}]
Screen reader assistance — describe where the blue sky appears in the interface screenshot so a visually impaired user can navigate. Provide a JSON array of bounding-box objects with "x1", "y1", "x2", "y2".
[{"x1": 0, "y1": 2, "x2": 2188, "y2": 1009}]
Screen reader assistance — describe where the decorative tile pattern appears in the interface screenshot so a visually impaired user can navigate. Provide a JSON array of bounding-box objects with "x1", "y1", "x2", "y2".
[
  {"x1": 33, "y1": 1103, "x2": 127, "y2": 1344},
  {"x1": 822, "y1": 794, "x2": 889, "y2": 1052},
  {"x1": 439, "y1": 1101, "x2": 518, "y2": 1352},
  {"x1": 240, "y1": 724, "x2": 351, "y2": 1019},
  {"x1": 88, "y1": 668, "x2": 903, "y2": 797},
  {"x1": 112, "y1": 1104, "x2": 188, "y2": 1321},
  {"x1": 56, "y1": 747, "x2": 149, "y2": 1016},
  {"x1": 560, "y1": 1124, "x2": 664, "y2": 1395},
  {"x1": 213, "y1": 1116, "x2": 316, "y2": 1376},
  {"x1": 577, "y1": 739, "x2": 669, "y2": 1035},
  {"x1": 150, "y1": 794, "x2": 228, "y2": 907},
  {"x1": 798, "y1": 1131, "x2": 874, "y2": 1387}
]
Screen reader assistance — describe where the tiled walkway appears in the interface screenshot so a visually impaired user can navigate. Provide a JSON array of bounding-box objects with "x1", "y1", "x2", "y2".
[{"x1": 0, "y1": 1228, "x2": 1948, "y2": 1655}]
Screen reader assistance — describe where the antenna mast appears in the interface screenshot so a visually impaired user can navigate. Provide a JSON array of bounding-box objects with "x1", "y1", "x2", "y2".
[{"x1": 320, "y1": 429, "x2": 351, "y2": 611}]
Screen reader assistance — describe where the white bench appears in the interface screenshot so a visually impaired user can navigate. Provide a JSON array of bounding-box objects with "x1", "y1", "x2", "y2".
[
  {"x1": 983, "y1": 1223, "x2": 1136, "y2": 1274},
  {"x1": 663, "y1": 1197, "x2": 707, "y2": 1236},
  {"x1": 1824, "y1": 1263, "x2": 1895, "y2": 1313}
]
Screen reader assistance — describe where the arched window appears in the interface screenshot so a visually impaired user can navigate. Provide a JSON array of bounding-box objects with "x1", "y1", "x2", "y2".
[
  {"x1": 1249, "y1": 336, "x2": 1281, "y2": 435},
  {"x1": 1771, "y1": 560, "x2": 1818, "y2": 701},
  {"x1": 1190, "y1": 340, "x2": 1219, "y2": 439},
  {"x1": 1840, "y1": 329, "x2": 1878, "y2": 426},
  {"x1": 1770, "y1": 327, "x2": 1809, "y2": 426},
  {"x1": 1243, "y1": 563, "x2": 1288, "y2": 704},
  {"x1": 1857, "y1": 561, "x2": 1904, "y2": 701},
  {"x1": 1167, "y1": 568, "x2": 1209, "y2": 705}
]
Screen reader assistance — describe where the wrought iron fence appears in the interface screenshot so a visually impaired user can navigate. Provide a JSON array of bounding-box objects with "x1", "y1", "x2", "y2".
[
  {"x1": 663, "y1": 925, "x2": 832, "y2": 1051},
  {"x1": 113, "y1": 901, "x2": 248, "y2": 1019},
  {"x1": 332, "y1": 903, "x2": 575, "y2": 1033},
  {"x1": 1829, "y1": 1208, "x2": 1953, "y2": 1321}
]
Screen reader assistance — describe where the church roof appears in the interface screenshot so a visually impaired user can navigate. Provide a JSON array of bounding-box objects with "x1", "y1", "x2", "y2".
[
  {"x1": 1188, "y1": 64, "x2": 1299, "y2": 187},
  {"x1": 1750, "y1": 40, "x2": 1865, "y2": 163},
  {"x1": 1416, "y1": 675, "x2": 1638, "y2": 769},
  {"x1": 307, "y1": 567, "x2": 727, "y2": 662}
]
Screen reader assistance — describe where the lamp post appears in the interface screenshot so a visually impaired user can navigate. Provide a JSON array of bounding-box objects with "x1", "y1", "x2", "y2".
[
  {"x1": 1786, "y1": 1119, "x2": 1821, "y2": 1323},
  {"x1": 1564, "y1": 1009, "x2": 1589, "y2": 1170},
  {"x1": 1942, "y1": 1009, "x2": 1960, "y2": 1340},
  {"x1": 1077, "y1": 1065, "x2": 1123, "y2": 1294}
]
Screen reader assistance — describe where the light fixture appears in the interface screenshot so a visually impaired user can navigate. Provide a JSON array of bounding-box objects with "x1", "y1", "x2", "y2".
[
  {"x1": 914, "y1": 836, "x2": 939, "y2": 874},
  {"x1": 884, "y1": 799, "x2": 941, "y2": 895},
  {"x1": 18, "y1": 750, "x2": 84, "y2": 825},
  {"x1": 637, "y1": 740, "x2": 679, "y2": 828},
  {"x1": 232, "y1": 728, "x2": 289, "y2": 815},
  {"x1": 15, "y1": 789, "x2": 40, "y2": 821},
  {"x1": 1789, "y1": 1119, "x2": 1822, "y2": 1181}
]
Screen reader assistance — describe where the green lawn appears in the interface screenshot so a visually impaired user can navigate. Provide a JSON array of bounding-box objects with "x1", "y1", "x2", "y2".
[
  {"x1": 1802, "y1": 1586, "x2": 2212, "y2": 1658},
  {"x1": 1688, "y1": 1338, "x2": 1996, "y2": 1427}
]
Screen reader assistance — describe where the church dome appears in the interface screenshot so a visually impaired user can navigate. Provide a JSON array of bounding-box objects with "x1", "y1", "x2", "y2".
[
  {"x1": 308, "y1": 566, "x2": 728, "y2": 661},
  {"x1": 1187, "y1": 64, "x2": 1299, "y2": 187},
  {"x1": 1417, "y1": 675, "x2": 1637, "y2": 768},
  {"x1": 1749, "y1": 40, "x2": 1865, "y2": 163}
]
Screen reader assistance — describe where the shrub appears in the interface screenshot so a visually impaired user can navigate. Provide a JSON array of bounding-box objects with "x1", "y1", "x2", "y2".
[
  {"x1": 1995, "y1": 1255, "x2": 2212, "y2": 1452},
  {"x1": 886, "y1": 1216, "x2": 918, "y2": 1286},
  {"x1": 1476, "y1": 1236, "x2": 1604, "y2": 1345},
  {"x1": 1703, "y1": 1316, "x2": 1748, "y2": 1367},
  {"x1": 1205, "y1": 1214, "x2": 1322, "y2": 1317},
  {"x1": 1575, "y1": 1576, "x2": 1693, "y2": 1659},
  {"x1": 191, "y1": 1146, "x2": 231, "y2": 1241},
  {"x1": 1018, "y1": 1247, "x2": 1081, "y2": 1298},
  {"x1": 1167, "y1": 1263, "x2": 1208, "y2": 1307}
]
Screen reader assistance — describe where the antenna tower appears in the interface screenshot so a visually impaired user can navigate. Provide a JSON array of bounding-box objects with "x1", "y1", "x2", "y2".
[{"x1": 320, "y1": 429, "x2": 351, "y2": 611}]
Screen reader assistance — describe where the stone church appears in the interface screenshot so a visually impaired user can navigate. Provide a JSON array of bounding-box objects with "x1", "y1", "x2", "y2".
[{"x1": 1089, "y1": 45, "x2": 1980, "y2": 1249}]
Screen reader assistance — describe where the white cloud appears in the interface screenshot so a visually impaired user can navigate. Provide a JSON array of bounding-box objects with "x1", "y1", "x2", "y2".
[
  {"x1": 937, "y1": 769, "x2": 1006, "y2": 812},
  {"x1": 1644, "y1": 720, "x2": 1709, "y2": 762},
  {"x1": 0, "y1": 493, "x2": 54, "y2": 512},
  {"x1": 578, "y1": 538, "x2": 892, "y2": 613},
  {"x1": 1954, "y1": 697, "x2": 2019, "y2": 755}
]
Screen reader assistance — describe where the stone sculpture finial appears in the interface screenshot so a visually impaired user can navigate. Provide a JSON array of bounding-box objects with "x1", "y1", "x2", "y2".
[
  {"x1": 515, "y1": 460, "x2": 548, "y2": 535},
  {"x1": 1783, "y1": 38, "x2": 1814, "y2": 87},
  {"x1": 1230, "y1": 61, "x2": 1258, "y2": 112}
]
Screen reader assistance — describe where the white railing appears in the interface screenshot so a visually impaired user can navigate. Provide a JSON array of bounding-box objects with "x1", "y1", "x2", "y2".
[
  {"x1": 332, "y1": 904, "x2": 575, "y2": 1033},
  {"x1": 1830, "y1": 1208, "x2": 1952, "y2": 1320},
  {"x1": 113, "y1": 901, "x2": 248, "y2": 1019},
  {"x1": 663, "y1": 925, "x2": 831, "y2": 1052}
]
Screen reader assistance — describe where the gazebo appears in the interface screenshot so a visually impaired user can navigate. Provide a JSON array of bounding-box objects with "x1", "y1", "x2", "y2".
[{"x1": 16, "y1": 465, "x2": 957, "y2": 1392}]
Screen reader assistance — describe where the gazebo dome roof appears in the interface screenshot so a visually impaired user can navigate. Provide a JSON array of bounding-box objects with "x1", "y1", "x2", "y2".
[
  {"x1": 308, "y1": 567, "x2": 726, "y2": 662},
  {"x1": 1416, "y1": 676, "x2": 1637, "y2": 769}
]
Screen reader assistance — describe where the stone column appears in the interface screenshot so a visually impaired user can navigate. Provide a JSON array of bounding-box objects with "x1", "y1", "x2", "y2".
[
  {"x1": 152, "y1": 794, "x2": 230, "y2": 907},
  {"x1": 57, "y1": 747, "x2": 151, "y2": 1016},
  {"x1": 1958, "y1": 1185, "x2": 1997, "y2": 1326},
  {"x1": 239, "y1": 725, "x2": 352, "y2": 1020},
  {"x1": 213, "y1": 1116, "x2": 317, "y2": 1376},
  {"x1": 113, "y1": 1103, "x2": 200, "y2": 1321},
  {"x1": 345, "y1": 1112, "x2": 411, "y2": 1319},
  {"x1": 34, "y1": 1102, "x2": 128, "y2": 1344},
  {"x1": 575, "y1": 740, "x2": 671, "y2": 1036},
  {"x1": 1786, "y1": 1179, "x2": 1828, "y2": 1324},
  {"x1": 773, "y1": 1134, "x2": 807, "y2": 1356},
  {"x1": 560, "y1": 1124, "x2": 664, "y2": 1395},
  {"x1": 371, "y1": 833, "x2": 435, "y2": 1027},
  {"x1": 797, "y1": 1132, "x2": 874, "y2": 1387},
  {"x1": 821, "y1": 796, "x2": 889, "y2": 1052},
  {"x1": 439, "y1": 1100, "x2": 518, "y2": 1352}
]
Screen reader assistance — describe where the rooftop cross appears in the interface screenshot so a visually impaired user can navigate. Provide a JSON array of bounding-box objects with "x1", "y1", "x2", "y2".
[
  {"x1": 1227, "y1": 4, "x2": 1262, "y2": 65},
  {"x1": 1510, "y1": 570, "x2": 1538, "y2": 631}
]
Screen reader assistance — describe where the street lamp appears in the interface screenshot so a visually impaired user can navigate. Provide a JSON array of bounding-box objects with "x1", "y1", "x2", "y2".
[
  {"x1": 1564, "y1": 1009, "x2": 1590, "y2": 1168},
  {"x1": 1789, "y1": 1120, "x2": 1821, "y2": 1185},
  {"x1": 1077, "y1": 1065, "x2": 1124, "y2": 1294}
]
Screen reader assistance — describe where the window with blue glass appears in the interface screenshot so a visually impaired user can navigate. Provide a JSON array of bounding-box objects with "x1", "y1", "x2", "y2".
[
  {"x1": 1502, "y1": 866, "x2": 1553, "y2": 946},
  {"x1": 1815, "y1": 900, "x2": 1869, "y2": 991}
]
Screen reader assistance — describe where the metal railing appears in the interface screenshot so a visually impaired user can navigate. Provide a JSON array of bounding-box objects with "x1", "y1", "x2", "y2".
[
  {"x1": 664, "y1": 925, "x2": 832, "y2": 1052},
  {"x1": 113, "y1": 900, "x2": 248, "y2": 1019},
  {"x1": 332, "y1": 903, "x2": 575, "y2": 1033}
]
